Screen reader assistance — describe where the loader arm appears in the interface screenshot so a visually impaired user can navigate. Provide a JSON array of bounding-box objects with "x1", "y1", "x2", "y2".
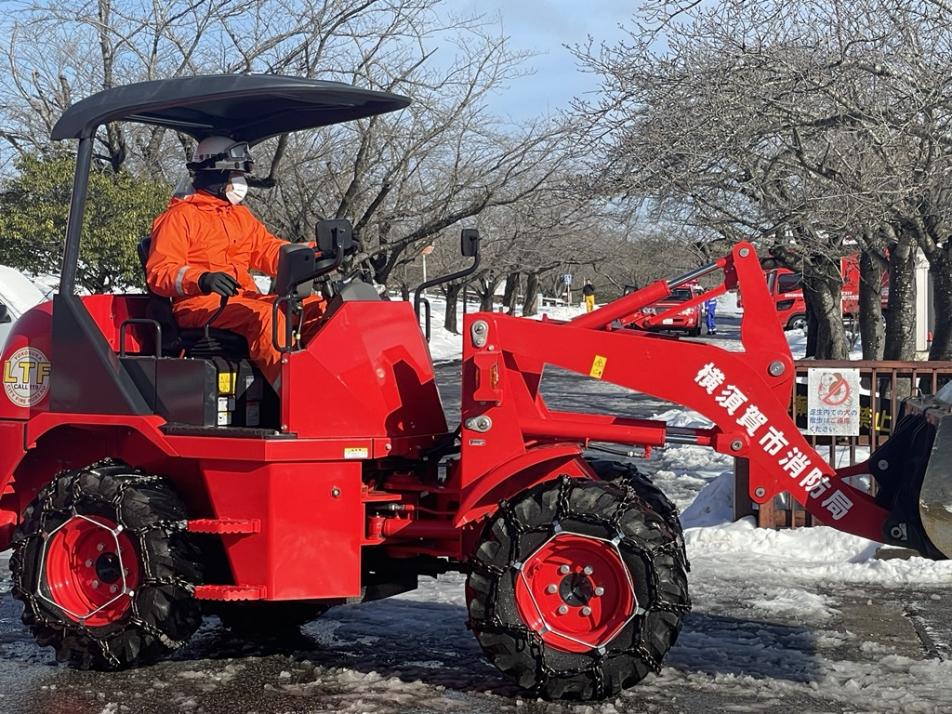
[{"x1": 459, "y1": 243, "x2": 891, "y2": 545}]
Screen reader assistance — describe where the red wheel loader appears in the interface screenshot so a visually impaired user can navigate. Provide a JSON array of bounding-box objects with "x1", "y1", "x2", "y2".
[{"x1": 1, "y1": 75, "x2": 949, "y2": 701}]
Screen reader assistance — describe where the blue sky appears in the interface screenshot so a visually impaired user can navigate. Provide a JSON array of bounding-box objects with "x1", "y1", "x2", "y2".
[{"x1": 449, "y1": 1, "x2": 634, "y2": 120}]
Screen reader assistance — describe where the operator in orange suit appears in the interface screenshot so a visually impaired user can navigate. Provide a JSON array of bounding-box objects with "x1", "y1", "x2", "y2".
[{"x1": 146, "y1": 136, "x2": 323, "y2": 389}]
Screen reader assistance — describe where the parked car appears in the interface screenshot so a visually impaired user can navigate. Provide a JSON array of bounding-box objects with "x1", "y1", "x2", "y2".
[{"x1": 628, "y1": 281, "x2": 704, "y2": 336}]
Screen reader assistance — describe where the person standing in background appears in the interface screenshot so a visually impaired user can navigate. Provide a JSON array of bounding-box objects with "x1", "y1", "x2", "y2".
[
  {"x1": 582, "y1": 281, "x2": 596, "y2": 312},
  {"x1": 705, "y1": 296, "x2": 717, "y2": 335}
]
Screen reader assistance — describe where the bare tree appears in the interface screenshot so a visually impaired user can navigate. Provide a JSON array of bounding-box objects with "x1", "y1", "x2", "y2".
[{"x1": 575, "y1": 0, "x2": 952, "y2": 360}]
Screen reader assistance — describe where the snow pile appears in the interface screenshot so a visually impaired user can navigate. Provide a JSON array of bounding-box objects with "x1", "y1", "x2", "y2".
[
  {"x1": 717, "y1": 290, "x2": 742, "y2": 317},
  {"x1": 680, "y1": 471, "x2": 735, "y2": 527},
  {"x1": 687, "y1": 518, "x2": 952, "y2": 585},
  {"x1": 677, "y1": 470, "x2": 952, "y2": 585},
  {"x1": 651, "y1": 407, "x2": 712, "y2": 429}
]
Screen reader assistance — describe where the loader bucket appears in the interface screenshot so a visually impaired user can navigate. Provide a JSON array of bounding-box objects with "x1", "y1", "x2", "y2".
[
  {"x1": 870, "y1": 382, "x2": 952, "y2": 559},
  {"x1": 916, "y1": 406, "x2": 952, "y2": 558}
]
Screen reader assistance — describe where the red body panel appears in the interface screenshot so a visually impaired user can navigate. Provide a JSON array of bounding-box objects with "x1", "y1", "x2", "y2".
[
  {"x1": 283, "y1": 301, "x2": 447, "y2": 446},
  {"x1": 201, "y1": 461, "x2": 363, "y2": 599}
]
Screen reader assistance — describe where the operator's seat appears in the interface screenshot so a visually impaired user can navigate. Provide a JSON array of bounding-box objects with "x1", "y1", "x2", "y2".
[{"x1": 136, "y1": 237, "x2": 249, "y2": 359}]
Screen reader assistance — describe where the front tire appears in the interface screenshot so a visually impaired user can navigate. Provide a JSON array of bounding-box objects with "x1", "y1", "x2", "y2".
[
  {"x1": 466, "y1": 476, "x2": 690, "y2": 700},
  {"x1": 10, "y1": 460, "x2": 203, "y2": 669}
]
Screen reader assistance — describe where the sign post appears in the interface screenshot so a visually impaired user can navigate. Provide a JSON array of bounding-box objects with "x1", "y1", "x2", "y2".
[{"x1": 806, "y1": 368, "x2": 860, "y2": 436}]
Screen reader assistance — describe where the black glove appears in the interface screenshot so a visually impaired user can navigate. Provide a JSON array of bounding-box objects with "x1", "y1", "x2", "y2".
[{"x1": 198, "y1": 271, "x2": 240, "y2": 297}]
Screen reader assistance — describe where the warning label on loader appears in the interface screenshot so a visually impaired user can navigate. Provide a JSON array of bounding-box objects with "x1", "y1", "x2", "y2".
[
  {"x1": 3, "y1": 347, "x2": 51, "y2": 407},
  {"x1": 807, "y1": 368, "x2": 860, "y2": 436}
]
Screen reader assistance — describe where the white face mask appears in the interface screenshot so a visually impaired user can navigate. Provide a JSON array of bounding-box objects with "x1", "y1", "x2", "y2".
[{"x1": 225, "y1": 174, "x2": 248, "y2": 205}]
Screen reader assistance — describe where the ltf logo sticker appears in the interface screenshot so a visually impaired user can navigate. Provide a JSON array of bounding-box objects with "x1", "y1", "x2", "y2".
[{"x1": 3, "y1": 347, "x2": 51, "y2": 407}]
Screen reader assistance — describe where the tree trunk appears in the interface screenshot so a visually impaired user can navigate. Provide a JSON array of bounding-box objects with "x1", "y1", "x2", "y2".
[
  {"x1": 802, "y1": 262, "x2": 848, "y2": 360},
  {"x1": 927, "y1": 251, "x2": 952, "y2": 360},
  {"x1": 805, "y1": 300, "x2": 818, "y2": 358},
  {"x1": 883, "y1": 235, "x2": 917, "y2": 361},
  {"x1": 502, "y1": 271, "x2": 520, "y2": 315},
  {"x1": 443, "y1": 283, "x2": 461, "y2": 334},
  {"x1": 858, "y1": 250, "x2": 884, "y2": 360},
  {"x1": 523, "y1": 272, "x2": 541, "y2": 316},
  {"x1": 478, "y1": 275, "x2": 499, "y2": 312}
]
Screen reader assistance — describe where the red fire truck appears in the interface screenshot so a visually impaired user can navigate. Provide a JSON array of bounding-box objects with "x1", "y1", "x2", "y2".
[{"x1": 759, "y1": 256, "x2": 887, "y2": 330}]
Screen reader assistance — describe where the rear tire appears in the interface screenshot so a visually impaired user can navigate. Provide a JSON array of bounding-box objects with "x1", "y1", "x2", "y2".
[
  {"x1": 10, "y1": 460, "x2": 203, "y2": 669},
  {"x1": 786, "y1": 314, "x2": 807, "y2": 331},
  {"x1": 466, "y1": 475, "x2": 690, "y2": 700}
]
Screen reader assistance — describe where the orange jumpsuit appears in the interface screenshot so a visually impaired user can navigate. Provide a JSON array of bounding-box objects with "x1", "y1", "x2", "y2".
[{"x1": 146, "y1": 190, "x2": 323, "y2": 384}]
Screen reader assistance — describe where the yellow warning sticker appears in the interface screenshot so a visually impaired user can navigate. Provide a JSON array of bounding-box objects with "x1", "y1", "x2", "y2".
[
  {"x1": 344, "y1": 447, "x2": 369, "y2": 460},
  {"x1": 218, "y1": 371, "x2": 236, "y2": 395},
  {"x1": 589, "y1": 355, "x2": 607, "y2": 379}
]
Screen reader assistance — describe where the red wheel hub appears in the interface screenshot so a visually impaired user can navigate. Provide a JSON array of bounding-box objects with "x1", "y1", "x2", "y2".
[
  {"x1": 514, "y1": 532, "x2": 637, "y2": 653},
  {"x1": 41, "y1": 515, "x2": 141, "y2": 627}
]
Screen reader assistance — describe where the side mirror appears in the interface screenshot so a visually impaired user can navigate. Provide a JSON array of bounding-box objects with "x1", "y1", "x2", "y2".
[
  {"x1": 316, "y1": 219, "x2": 354, "y2": 253},
  {"x1": 0, "y1": 303, "x2": 9, "y2": 324},
  {"x1": 461, "y1": 228, "x2": 480, "y2": 257}
]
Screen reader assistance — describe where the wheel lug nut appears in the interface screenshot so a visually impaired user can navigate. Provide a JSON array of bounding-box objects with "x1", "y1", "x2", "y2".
[
  {"x1": 110, "y1": 585, "x2": 118, "y2": 594},
  {"x1": 558, "y1": 564, "x2": 570, "y2": 575},
  {"x1": 97, "y1": 543, "x2": 105, "y2": 553},
  {"x1": 594, "y1": 586, "x2": 605, "y2": 596},
  {"x1": 546, "y1": 584, "x2": 558, "y2": 594},
  {"x1": 85, "y1": 559, "x2": 93, "y2": 567},
  {"x1": 557, "y1": 605, "x2": 568, "y2": 615},
  {"x1": 91, "y1": 579, "x2": 100, "y2": 589},
  {"x1": 581, "y1": 606, "x2": 592, "y2": 616},
  {"x1": 583, "y1": 565, "x2": 593, "y2": 575}
]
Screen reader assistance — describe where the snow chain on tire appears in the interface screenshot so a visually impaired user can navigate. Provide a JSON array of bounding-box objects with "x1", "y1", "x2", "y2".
[
  {"x1": 466, "y1": 469, "x2": 690, "y2": 700},
  {"x1": 9, "y1": 459, "x2": 203, "y2": 669}
]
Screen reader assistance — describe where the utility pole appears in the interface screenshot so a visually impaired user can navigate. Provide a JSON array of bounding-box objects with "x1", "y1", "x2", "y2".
[{"x1": 421, "y1": 244, "x2": 434, "y2": 295}]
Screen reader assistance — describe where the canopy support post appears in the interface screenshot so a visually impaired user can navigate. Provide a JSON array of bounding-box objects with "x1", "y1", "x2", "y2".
[{"x1": 60, "y1": 136, "x2": 93, "y2": 295}]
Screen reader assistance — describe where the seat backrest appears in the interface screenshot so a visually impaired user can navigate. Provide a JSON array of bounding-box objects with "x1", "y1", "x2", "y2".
[{"x1": 136, "y1": 236, "x2": 182, "y2": 354}]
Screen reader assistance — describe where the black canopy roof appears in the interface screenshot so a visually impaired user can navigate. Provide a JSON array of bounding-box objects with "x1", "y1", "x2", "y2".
[{"x1": 51, "y1": 74, "x2": 410, "y2": 143}]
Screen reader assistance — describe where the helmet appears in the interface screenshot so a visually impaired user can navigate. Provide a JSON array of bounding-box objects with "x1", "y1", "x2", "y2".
[{"x1": 187, "y1": 136, "x2": 254, "y2": 173}]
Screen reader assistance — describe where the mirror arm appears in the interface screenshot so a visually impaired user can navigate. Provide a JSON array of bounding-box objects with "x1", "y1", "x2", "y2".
[
  {"x1": 288, "y1": 240, "x2": 346, "y2": 294},
  {"x1": 413, "y1": 252, "x2": 481, "y2": 324}
]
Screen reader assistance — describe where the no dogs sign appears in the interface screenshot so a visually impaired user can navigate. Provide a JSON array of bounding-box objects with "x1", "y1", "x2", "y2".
[{"x1": 806, "y1": 368, "x2": 860, "y2": 436}]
